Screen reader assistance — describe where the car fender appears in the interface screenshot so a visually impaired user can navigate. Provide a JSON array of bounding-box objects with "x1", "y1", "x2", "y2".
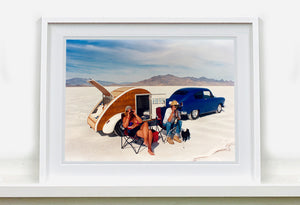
[
  {"x1": 215, "y1": 97, "x2": 225, "y2": 106},
  {"x1": 187, "y1": 100, "x2": 201, "y2": 114},
  {"x1": 102, "y1": 113, "x2": 122, "y2": 134}
]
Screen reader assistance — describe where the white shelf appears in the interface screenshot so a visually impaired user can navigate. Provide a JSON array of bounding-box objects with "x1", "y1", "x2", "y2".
[
  {"x1": 1, "y1": 159, "x2": 300, "y2": 197},
  {"x1": 2, "y1": 184, "x2": 300, "y2": 197}
]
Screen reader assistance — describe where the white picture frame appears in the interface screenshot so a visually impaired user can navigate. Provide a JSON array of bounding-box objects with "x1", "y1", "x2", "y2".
[{"x1": 40, "y1": 18, "x2": 260, "y2": 191}]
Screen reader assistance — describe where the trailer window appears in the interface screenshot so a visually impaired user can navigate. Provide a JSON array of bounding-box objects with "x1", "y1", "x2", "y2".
[{"x1": 153, "y1": 97, "x2": 166, "y2": 104}]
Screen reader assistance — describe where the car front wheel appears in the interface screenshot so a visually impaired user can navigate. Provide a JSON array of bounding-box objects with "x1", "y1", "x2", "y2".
[
  {"x1": 216, "y1": 104, "x2": 222, "y2": 113},
  {"x1": 188, "y1": 109, "x2": 199, "y2": 120}
]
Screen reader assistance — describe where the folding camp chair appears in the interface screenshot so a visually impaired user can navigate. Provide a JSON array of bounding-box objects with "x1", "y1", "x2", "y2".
[
  {"x1": 115, "y1": 117, "x2": 146, "y2": 154},
  {"x1": 155, "y1": 107, "x2": 178, "y2": 143}
]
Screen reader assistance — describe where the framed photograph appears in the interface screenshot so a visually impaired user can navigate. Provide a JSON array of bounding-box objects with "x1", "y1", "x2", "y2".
[{"x1": 40, "y1": 18, "x2": 260, "y2": 189}]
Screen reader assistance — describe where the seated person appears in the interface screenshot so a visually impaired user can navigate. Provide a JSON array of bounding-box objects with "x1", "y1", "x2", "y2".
[
  {"x1": 122, "y1": 106, "x2": 154, "y2": 155},
  {"x1": 163, "y1": 100, "x2": 182, "y2": 144}
]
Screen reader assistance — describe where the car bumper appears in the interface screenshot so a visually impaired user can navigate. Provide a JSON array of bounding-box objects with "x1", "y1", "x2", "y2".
[{"x1": 180, "y1": 111, "x2": 188, "y2": 115}]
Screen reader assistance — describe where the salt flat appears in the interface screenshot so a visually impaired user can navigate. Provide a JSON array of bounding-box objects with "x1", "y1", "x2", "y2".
[{"x1": 65, "y1": 86, "x2": 235, "y2": 162}]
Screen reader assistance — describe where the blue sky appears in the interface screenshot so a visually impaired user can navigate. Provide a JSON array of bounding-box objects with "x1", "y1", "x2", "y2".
[{"x1": 66, "y1": 38, "x2": 235, "y2": 83}]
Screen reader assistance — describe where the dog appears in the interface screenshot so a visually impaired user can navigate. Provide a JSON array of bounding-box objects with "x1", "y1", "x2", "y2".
[{"x1": 181, "y1": 129, "x2": 190, "y2": 142}]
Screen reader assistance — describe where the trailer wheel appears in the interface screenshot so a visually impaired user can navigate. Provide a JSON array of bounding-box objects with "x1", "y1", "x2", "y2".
[{"x1": 114, "y1": 119, "x2": 124, "y2": 136}]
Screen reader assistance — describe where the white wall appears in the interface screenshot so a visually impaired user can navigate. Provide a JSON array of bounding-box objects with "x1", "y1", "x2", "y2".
[{"x1": 1, "y1": 0, "x2": 300, "y2": 202}]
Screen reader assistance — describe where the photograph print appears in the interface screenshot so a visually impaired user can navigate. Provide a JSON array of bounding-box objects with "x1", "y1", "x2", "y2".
[{"x1": 65, "y1": 38, "x2": 235, "y2": 162}]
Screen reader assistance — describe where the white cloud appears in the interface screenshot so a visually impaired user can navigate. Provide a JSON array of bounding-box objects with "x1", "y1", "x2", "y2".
[{"x1": 67, "y1": 38, "x2": 235, "y2": 82}]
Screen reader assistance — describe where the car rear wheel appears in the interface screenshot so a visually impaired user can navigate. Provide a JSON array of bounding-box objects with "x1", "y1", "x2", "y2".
[
  {"x1": 188, "y1": 109, "x2": 199, "y2": 120},
  {"x1": 216, "y1": 104, "x2": 222, "y2": 113}
]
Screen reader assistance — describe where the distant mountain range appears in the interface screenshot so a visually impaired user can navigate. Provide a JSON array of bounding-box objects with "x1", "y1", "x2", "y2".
[
  {"x1": 66, "y1": 75, "x2": 234, "y2": 87},
  {"x1": 126, "y1": 74, "x2": 234, "y2": 86},
  {"x1": 66, "y1": 78, "x2": 115, "y2": 87}
]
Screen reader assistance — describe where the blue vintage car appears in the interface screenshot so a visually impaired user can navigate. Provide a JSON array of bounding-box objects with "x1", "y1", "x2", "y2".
[{"x1": 166, "y1": 88, "x2": 225, "y2": 120}]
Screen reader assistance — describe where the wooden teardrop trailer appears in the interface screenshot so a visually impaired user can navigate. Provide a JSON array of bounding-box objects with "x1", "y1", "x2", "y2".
[{"x1": 87, "y1": 80, "x2": 165, "y2": 135}]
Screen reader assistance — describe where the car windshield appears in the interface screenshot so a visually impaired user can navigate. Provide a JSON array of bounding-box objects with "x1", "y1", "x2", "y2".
[{"x1": 172, "y1": 90, "x2": 188, "y2": 96}]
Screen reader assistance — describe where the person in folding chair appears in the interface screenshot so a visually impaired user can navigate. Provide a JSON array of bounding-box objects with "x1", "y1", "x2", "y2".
[
  {"x1": 122, "y1": 106, "x2": 154, "y2": 155},
  {"x1": 163, "y1": 100, "x2": 182, "y2": 144}
]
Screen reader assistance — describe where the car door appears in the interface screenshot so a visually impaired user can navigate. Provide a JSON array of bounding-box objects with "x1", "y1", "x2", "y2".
[
  {"x1": 203, "y1": 90, "x2": 214, "y2": 113},
  {"x1": 193, "y1": 91, "x2": 207, "y2": 114}
]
